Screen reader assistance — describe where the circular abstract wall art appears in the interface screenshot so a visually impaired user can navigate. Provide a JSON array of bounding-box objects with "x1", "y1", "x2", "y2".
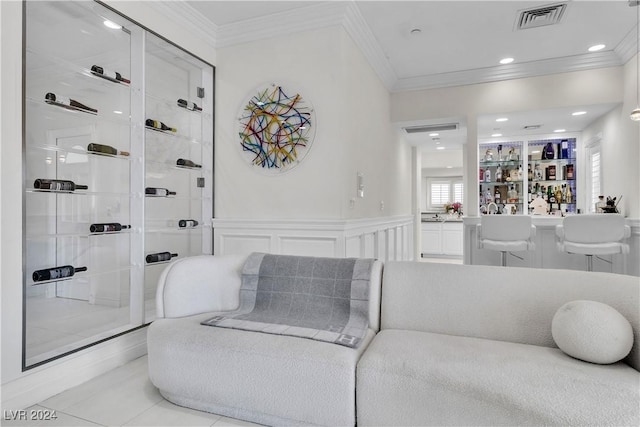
[{"x1": 238, "y1": 83, "x2": 315, "y2": 173}]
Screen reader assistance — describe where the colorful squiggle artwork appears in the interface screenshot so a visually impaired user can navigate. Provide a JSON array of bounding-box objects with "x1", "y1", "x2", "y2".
[{"x1": 239, "y1": 84, "x2": 314, "y2": 171}]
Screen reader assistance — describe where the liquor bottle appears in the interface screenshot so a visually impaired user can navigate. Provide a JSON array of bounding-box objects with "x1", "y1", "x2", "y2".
[
  {"x1": 90, "y1": 65, "x2": 130, "y2": 84},
  {"x1": 178, "y1": 219, "x2": 199, "y2": 228},
  {"x1": 527, "y1": 164, "x2": 533, "y2": 181},
  {"x1": 517, "y1": 165, "x2": 523, "y2": 181},
  {"x1": 495, "y1": 165, "x2": 502, "y2": 183},
  {"x1": 33, "y1": 178, "x2": 88, "y2": 191},
  {"x1": 566, "y1": 185, "x2": 573, "y2": 204},
  {"x1": 494, "y1": 187, "x2": 501, "y2": 204},
  {"x1": 145, "y1": 187, "x2": 176, "y2": 197},
  {"x1": 485, "y1": 168, "x2": 491, "y2": 183},
  {"x1": 544, "y1": 142, "x2": 555, "y2": 160},
  {"x1": 507, "y1": 185, "x2": 517, "y2": 202},
  {"x1": 497, "y1": 145, "x2": 503, "y2": 161},
  {"x1": 479, "y1": 168, "x2": 484, "y2": 182},
  {"x1": 146, "y1": 252, "x2": 178, "y2": 263},
  {"x1": 479, "y1": 189, "x2": 485, "y2": 206},
  {"x1": 87, "y1": 143, "x2": 129, "y2": 156},
  {"x1": 566, "y1": 164, "x2": 574, "y2": 179},
  {"x1": 89, "y1": 223, "x2": 131, "y2": 233},
  {"x1": 176, "y1": 158, "x2": 202, "y2": 168},
  {"x1": 533, "y1": 163, "x2": 542, "y2": 181},
  {"x1": 561, "y1": 140, "x2": 569, "y2": 159},
  {"x1": 177, "y1": 99, "x2": 202, "y2": 112},
  {"x1": 145, "y1": 119, "x2": 177, "y2": 133},
  {"x1": 45, "y1": 92, "x2": 97, "y2": 114},
  {"x1": 32, "y1": 265, "x2": 87, "y2": 282},
  {"x1": 485, "y1": 188, "x2": 493, "y2": 203}
]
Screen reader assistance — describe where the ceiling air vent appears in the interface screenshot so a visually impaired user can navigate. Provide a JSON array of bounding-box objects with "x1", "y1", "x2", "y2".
[
  {"x1": 516, "y1": 3, "x2": 567, "y2": 30},
  {"x1": 404, "y1": 123, "x2": 458, "y2": 134}
]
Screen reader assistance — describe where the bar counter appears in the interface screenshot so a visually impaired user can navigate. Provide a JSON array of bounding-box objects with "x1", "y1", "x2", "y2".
[{"x1": 462, "y1": 215, "x2": 640, "y2": 276}]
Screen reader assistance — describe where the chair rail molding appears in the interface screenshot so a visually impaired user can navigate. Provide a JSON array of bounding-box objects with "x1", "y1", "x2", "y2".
[{"x1": 212, "y1": 215, "x2": 414, "y2": 261}]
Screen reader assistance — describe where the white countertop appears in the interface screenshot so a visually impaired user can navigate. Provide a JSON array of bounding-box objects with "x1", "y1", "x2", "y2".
[{"x1": 463, "y1": 215, "x2": 639, "y2": 228}]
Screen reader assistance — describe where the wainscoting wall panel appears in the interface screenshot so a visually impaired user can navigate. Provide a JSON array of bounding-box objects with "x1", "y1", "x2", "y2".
[{"x1": 212, "y1": 216, "x2": 414, "y2": 261}]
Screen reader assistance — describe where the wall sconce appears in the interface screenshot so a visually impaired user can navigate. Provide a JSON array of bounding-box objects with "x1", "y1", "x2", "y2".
[{"x1": 357, "y1": 172, "x2": 364, "y2": 198}]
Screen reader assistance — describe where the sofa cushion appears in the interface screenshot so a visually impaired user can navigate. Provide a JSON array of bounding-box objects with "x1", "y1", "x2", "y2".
[
  {"x1": 357, "y1": 329, "x2": 640, "y2": 426},
  {"x1": 148, "y1": 312, "x2": 375, "y2": 427},
  {"x1": 552, "y1": 300, "x2": 634, "y2": 364}
]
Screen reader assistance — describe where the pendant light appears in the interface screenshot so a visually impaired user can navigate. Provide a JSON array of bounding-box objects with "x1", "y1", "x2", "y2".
[{"x1": 631, "y1": 0, "x2": 640, "y2": 121}]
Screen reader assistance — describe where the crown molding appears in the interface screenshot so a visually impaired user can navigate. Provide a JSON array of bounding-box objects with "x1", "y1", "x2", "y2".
[
  {"x1": 615, "y1": 22, "x2": 639, "y2": 64},
  {"x1": 150, "y1": 0, "x2": 218, "y2": 47},
  {"x1": 392, "y1": 51, "x2": 625, "y2": 92},
  {"x1": 341, "y1": 2, "x2": 397, "y2": 90},
  {"x1": 214, "y1": 2, "x2": 350, "y2": 49}
]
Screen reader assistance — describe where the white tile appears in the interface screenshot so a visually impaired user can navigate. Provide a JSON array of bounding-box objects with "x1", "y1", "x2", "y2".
[
  {"x1": 42, "y1": 356, "x2": 150, "y2": 411},
  {"x1": 1, "y1": 405, "x2": 101, "y2": 426},
  {"x1": 213, "y1": 416, "x2": 265, "y2": 427},
  {"x1": 124, "y1": 400, "x2": 221, "y2": 426},
  {"x1": 61, "y1": 373, "x2": 162, "y2": 426}
]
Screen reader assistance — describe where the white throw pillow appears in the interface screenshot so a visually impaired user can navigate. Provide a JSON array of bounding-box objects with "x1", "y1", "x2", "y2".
[{"x1": 552, "y1": 300, "x2": 633, "y2": 364}]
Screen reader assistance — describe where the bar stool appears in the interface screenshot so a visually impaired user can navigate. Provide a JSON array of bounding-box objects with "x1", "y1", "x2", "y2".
[
  {"x1": 556, "y1": 214, "x2": 630, "y2": 271},
  {"x1": 477, "y1": 215, "x2": 536, "y2": 266}
]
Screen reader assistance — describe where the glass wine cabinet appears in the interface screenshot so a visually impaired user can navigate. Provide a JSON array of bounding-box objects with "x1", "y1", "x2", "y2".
[
  {"x1": 479, "y1": 138, "x2": 577, "y2": 215},
  {"x1": 23, "y1": 1, "x2": 214, "y2": 368}
]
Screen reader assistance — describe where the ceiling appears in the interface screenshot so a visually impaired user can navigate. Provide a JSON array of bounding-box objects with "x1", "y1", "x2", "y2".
[{"x1": 182, "y1": 0, "x2": 638, "y2": 150}]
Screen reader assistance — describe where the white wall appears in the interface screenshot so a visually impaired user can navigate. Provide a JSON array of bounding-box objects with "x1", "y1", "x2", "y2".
[
  {"x1": 391, "y1": 67, "x2": 628, "y2": 216},
  {"x1": 215, "y1": 27, "x2": 411, "y2": 220},
  {"x1": 582, "y1": 55, "x2": 640, "y2": 218}
]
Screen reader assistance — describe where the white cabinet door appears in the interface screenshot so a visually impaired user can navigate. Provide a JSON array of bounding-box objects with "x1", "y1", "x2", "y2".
[
  {"x1": 442, "y1": 223, "x2": 463, "y2": 256},
  {"x1": 421, "y1": 223, "x2": 442, "y2": 254}
]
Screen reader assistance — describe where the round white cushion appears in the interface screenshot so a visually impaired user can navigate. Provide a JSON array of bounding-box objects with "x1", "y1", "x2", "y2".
[{"x1": 552, "y1": 300, "x2": 633, "y2": 364}]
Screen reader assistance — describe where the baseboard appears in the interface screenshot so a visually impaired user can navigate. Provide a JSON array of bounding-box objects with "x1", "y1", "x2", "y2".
[{"x1": 1, "y1": 328, "x2": 148, "y2": 411}]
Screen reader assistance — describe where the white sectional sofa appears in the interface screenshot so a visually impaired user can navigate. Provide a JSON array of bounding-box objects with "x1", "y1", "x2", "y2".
[
  {"x1": 147, "y1": 254, "x2": 383, "y2": 426},
  {"x1": 148, "y1": 254, "x2": 640, "y2": 426},
  {"x1": 357, "y1": 261, "x2": 639, "y2": 426}
]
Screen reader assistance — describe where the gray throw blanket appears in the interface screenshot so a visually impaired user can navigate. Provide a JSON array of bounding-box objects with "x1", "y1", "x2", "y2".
[{"x1": 201, "y1": 253, "x2": 375, "y2": 348}]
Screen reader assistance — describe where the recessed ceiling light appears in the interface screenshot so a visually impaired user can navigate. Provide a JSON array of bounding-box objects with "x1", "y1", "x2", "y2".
[
  {"x1": 446, "y1": 166, "x2": 453, "y2": 169},
  {"x1": 499, "y1": 57, "x2": 514, "y2": 65},
  {"x1": 554, "y1": 129, "x2": 566, "y2": 133},
  {"x1": 429, "y1": 133, "x2": 439, "y2": 137},
  {"x1": 588, "y1": 44, "x2": 605, "y2": 52},
  {"x1": 436, "y1": 146, "x2": 445, "y2": 150},
  {"x1": 496, "y1": 118, "x2": 508, "y2": 122},
  {"x1": 572, "y1": 111, "x2": 587, "y2": 116},
  {"x1": 113, "y1": 110, "x2": 123, "y2": 115},
  {"x1": 491, "y1": 133, "x2": 502, "y2": 137},
  {"x1": 103, "y1": 20, "x2": 121, "y2": 30}
]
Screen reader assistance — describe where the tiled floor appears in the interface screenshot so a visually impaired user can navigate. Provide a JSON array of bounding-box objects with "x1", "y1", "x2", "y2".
[{"x1": 3, "y1": 356, "x2": 263, "y2": 427}]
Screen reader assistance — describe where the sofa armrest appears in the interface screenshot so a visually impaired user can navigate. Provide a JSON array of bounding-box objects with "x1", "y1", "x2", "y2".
[{"x1": 156, "y1": 254, "x2": 247, "y2": 319}]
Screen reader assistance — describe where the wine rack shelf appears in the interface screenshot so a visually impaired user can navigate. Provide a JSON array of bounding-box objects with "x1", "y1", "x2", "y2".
[
  {"x1": 23, "y1": 0, "x2": 214, "y2": 368},
  {"x1": 478, "y1": 138, "x2": 577, "y2": 215}
]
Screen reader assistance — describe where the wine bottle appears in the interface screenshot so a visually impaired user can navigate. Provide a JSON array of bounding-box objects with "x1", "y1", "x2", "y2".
[
  {"x1": 89, "y1": 223, "x2": 131, "y2": 233},
  {"x1": 145, "y1": 119, "x2": 177, "y2": 133},
  {"x1": 87, "y1": 143, "x2": 129, "y2": 157},
  {"x1": 146, "y1": 252, "x2": 178, "y2": 263},
  {"x1": 176, "y1": 158, "x2": 202, "y2": 168},
  {"x1": 45, "y1": 92, "x2": 97, "y2": 113},
  {"x1": 34, "y1": 178, "x2": 88, "y2": 191},
  {"x1": 544, "y1": 142, "x2": 555, "y2": 160},
  {"x1": 178, "y1": 219, "x2": 199, "y2": 228},
  {"x1": 90, "y1": 65, "x2": 131, "y2": 84},
  {"x1": 33, "y1": 265, "x2": 87, "y2": 282},
  {"x1": 145, "y1": 187, "x2": 176, "y2": 197},
  {"x1": 177, "y1": 99, "x2": 202, "y2": 111}
]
